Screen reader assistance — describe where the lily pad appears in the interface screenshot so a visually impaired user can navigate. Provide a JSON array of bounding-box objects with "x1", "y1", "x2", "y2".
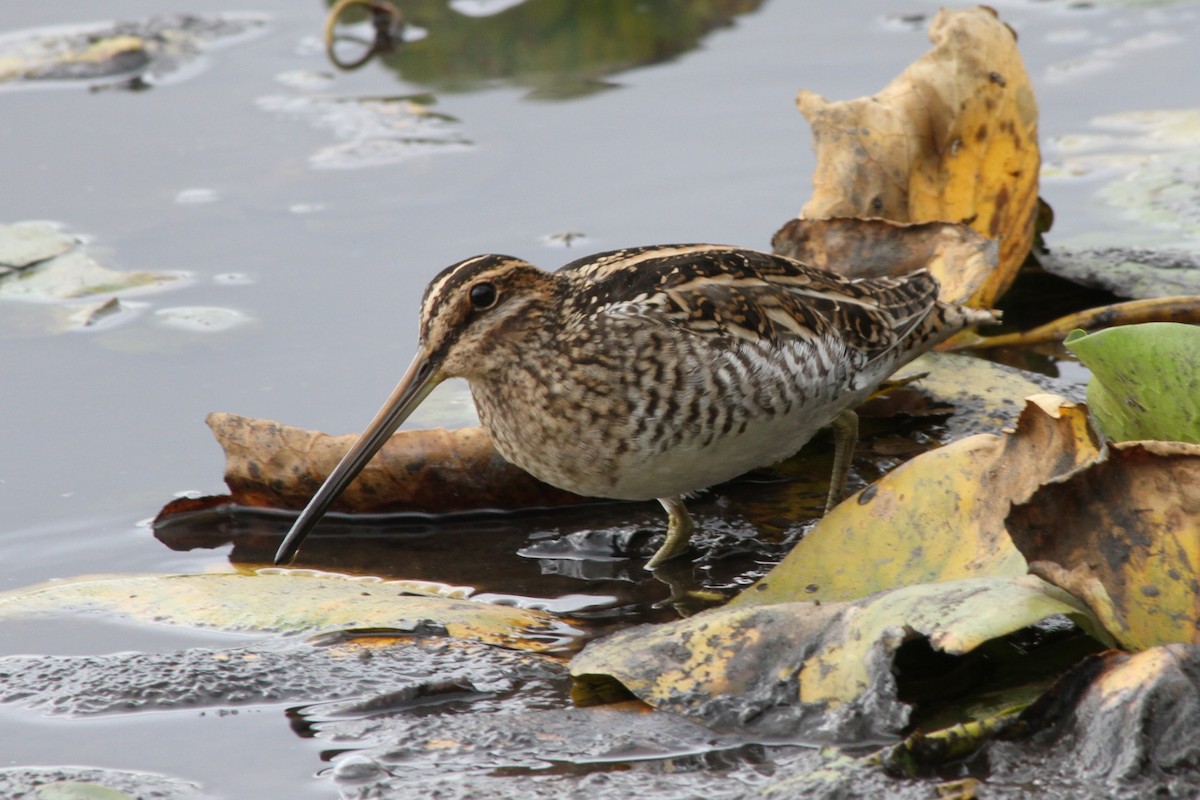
[
  {"x1": 896, "y1": 352, "x2": 1056, "y2": 435},
  {"x1": 256, "y1": 93, "x2": 472, "y2": 170},
  {"x1": 1065, "y1": 322, "x2": 1200, "y2": 443},
  {"x1": 770, "y1": 217, "x2": 998, "y2": 305},
  {"x1": 993, "y1": 645, "x2": 1200, "y2": 791},
  {"x1": 152, "y1": 306, "x2": 255, "y2": 333},
  {"x1": 1041, "y1": 242, "x2": 1200, "y2": 299},
  {"x1": 190, "y1": 412, "x2": 588, "y2": 516},
  {"x1": 0, "y1": 571, "x2": 576, "y2": 652}
]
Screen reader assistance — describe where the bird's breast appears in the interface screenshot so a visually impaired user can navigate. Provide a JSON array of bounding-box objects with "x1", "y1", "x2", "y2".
[{"x1": 466, "y1": 332, "x2": 874, "y2": 502}]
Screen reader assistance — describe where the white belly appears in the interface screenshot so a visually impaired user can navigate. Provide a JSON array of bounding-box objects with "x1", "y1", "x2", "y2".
[{"x1": 603, "y1": 386, "x2": 868, "y2": 501}]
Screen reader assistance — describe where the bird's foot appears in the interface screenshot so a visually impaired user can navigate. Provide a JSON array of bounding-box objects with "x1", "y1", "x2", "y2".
[{"x1": 644, "y1": 496, "x2": 695, "y2": 570}]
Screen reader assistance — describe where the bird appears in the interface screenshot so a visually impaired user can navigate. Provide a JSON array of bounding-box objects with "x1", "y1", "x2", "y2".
[{"x1": 273, "y1": 244, "x2": 998, "y2": 570}]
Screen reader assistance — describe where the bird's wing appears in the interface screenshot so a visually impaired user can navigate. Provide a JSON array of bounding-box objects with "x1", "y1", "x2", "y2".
[{"x1": 580, "y1": 245, "x2": 940, "y2": 366}]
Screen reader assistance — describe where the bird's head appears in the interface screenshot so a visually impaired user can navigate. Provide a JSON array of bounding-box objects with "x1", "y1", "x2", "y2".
[
  {"x1": 416, "y1": 254, "x2": 551, "y2": 379},
  {"x1": 273, "y1": 254, "x2": 550, "y2": 565}
]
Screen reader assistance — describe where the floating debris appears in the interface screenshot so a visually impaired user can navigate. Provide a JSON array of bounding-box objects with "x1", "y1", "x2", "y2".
[
  {"x1": 0, "y1": 222, "x2": 76, "y2": 274},
  {"x1": 153, "y1": 306, "x2": 255, "y2": 333},
  {"x1": 539, "y1": 231, "x2": 590, "y2": 248},
  {"x1": 257, "y1": 93, "x2": 472, "y2": 169},
  {"x1": 0, "y1": 13, "x2": 268, "y2": 90},
  {"x1": 0, "y1": 220, "x2": 187, "y2": 336}
]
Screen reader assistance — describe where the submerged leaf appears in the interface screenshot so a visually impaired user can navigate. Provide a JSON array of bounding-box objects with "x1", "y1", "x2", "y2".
[
  {"x1": 1009, "y1": 441, "x2": 1200, "y2": 651},
  {"x1": 0, "y1": 630, "x2": 562, "y2": 716},
  {"x1": 1043, "y1": 244, "x2": 1200, "y2": 300},
  {"x1": 0, "y1": 768, "x2": 209, "y2": 800},
  {"x1": 734, "y1": 395, "x2": 1100, "y2": 606},
  {"x1": 1065, "y1": 322, "x2": 1200, "y2": 443},
  {"x1": 0, "y1": 572, "x2": 575, "y2": 652},
  {"x1": 796, "y1": 7, "x2": 1039, "y2": 307}
]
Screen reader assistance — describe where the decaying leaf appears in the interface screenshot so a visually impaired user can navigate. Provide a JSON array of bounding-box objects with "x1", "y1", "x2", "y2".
[
  {"x1": 206, "y1": 411, "x2": 589, "y2": 514},
  {"x1": 1009, "y1": 441, "x2": 1200, "y2": 652},
  {"x1": 1009, "y1": 645, "x2": 1200, "y2": 786},
  {"x1": 893, "y1": 352, "x2": 1053, "y2": 435},
  {"x1": 796, "y1": 6, "x2": 1039, "y2": 307},
  {"x1": 570, "y1": 575, "x2": 1093, "y2": 740},
  {"x1": 732, "y1": 395, "x2": 1100, "y2": 607},
  {"x1": 1065, "y1": 322, "x2": 1200, "y2": 443},
  {"x1": 0, "y1": 571, "x2": 577, "y2": 652},
  {"x1": 770, "y1": 217, "x2": 998, "y2": 304},
  {"x1": 1067, "y1": 645, "x2": 1200, "y2": 780}
]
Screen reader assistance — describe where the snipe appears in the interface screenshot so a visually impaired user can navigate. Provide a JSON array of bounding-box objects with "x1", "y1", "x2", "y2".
[{"x1": 274, "y1": 244, "x2": 997, "y2": 569}]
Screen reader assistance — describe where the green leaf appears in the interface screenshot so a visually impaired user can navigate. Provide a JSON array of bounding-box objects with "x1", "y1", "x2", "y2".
[{"x1": 1065, "y1": 322, "x2": 1200, "y2": 443}]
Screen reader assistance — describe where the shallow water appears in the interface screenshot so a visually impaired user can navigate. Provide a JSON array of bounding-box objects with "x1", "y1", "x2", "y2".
[{"x1": 1, "y1": 0, "x2": 1198, "y2": 796}]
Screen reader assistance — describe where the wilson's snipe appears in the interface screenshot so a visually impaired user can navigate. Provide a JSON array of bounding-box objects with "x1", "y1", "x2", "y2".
[{"x1": 274, "y1": 244, "x2": 997, "y2": 569}]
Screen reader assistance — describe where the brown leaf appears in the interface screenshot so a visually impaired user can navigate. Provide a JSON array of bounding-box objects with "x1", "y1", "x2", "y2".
[
  {"x1": 771, "y1": 217, "x2": 998, "y2": 304},
  {"x1": 796, "y1": 7, "x2": 1039, "y2": 307},
  {"x1": 1008, "y1": 441, "x2": 1200, "y2": 651},
  {"x1": 206, "y1": 412, "x2": 589, "y2": 514}
]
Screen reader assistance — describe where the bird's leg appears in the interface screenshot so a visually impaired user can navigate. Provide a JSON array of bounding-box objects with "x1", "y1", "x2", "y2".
[
  {"x1": 646, "y1": 496, "x2": 694, "y2": 570},
  {"x1": 825, "y1": 409, "x2": 858, "y2": 512}
]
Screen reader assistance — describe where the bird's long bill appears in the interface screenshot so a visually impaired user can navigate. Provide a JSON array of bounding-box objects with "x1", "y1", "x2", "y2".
[{"x1": 273, "y1": 351, "x2": 439, "y2": 565}]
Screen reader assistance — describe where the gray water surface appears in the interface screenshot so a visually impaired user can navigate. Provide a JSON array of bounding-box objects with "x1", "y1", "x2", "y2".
[{"x1": 1, "y1": 0, "x2": 1197, "y2": 796}]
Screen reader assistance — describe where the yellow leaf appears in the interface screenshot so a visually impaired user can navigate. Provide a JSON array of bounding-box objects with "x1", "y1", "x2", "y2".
[
  {"x1": 796, "y1": 7, "x2": 1039, "y2": 307},
  {"x1": 570, "y1": 576, "x2": 1092, "y2": 736},
  {"x1": 0, "y1": 571, "x2": 576, "y2": 653},
  {"x1": 732, "y1": 395, "x2": 1100, "y2": 607}
]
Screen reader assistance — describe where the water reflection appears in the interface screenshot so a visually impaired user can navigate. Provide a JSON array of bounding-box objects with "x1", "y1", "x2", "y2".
[{"x1": 325, "y1": 0, "x2": 767, "y2": 98}]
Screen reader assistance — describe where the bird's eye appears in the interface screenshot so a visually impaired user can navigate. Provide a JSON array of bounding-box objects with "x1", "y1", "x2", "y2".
[{"x1": 469, "y1": 282, "x2": 498, "y2": 309}]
